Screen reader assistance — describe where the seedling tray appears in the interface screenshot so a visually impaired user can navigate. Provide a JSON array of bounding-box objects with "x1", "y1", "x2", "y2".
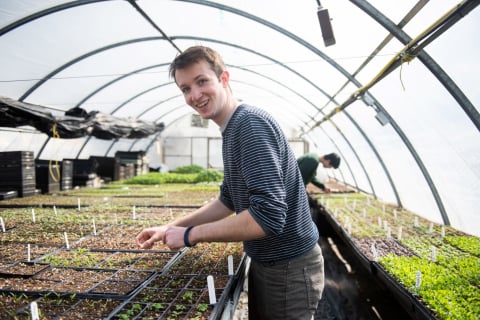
[
  {"x1": 0, "y1": 266, "x2": 155, "y2": 299},
  {"x1": 107, "y1": 274, "x2": 235, "y2": 320},
  {"x1": 0, "y1": 243, "x2": 60, "y2": 263},
  {"x1": 12, "y1": 295, "x2": 121, "y2": 319},
  {"x1": 372, "y1": 262, "x2": 438, "y2": 320},
  {"x1": 0, "y1": 262, "x2": 50, "y2": 278}
]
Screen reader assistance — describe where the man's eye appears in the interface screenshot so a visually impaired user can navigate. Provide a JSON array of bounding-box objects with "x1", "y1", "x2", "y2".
[
  {"x1": 182, "y1": 87, "x2": 190, "y2": 94},
  {"x1": 198, "y1": 79, "x2": 206, "y2": 86}
]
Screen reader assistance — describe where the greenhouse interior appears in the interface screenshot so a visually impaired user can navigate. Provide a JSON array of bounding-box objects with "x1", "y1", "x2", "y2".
[{"x1": 0, "y1": 0, "x2": 479, "y2": 319}]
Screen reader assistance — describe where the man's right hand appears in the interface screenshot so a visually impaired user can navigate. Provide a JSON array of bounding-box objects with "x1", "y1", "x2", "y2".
[{"x1": 136, "y1": 226, "x2": 167, "y2": 249}]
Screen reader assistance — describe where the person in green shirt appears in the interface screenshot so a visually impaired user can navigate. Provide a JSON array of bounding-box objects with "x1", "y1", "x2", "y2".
[{"x1": 297, "y1": 152, "x2": 340, "y2": 193}]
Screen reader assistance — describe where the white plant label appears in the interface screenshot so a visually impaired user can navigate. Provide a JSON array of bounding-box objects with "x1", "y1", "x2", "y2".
[
  {"x1": 415, "y1": 271, "x2": 422, "y2": 289},
  {"x1": 228, "y1": 255, "x2": 234, "y2": 275},
  {"x1": 370, "y1": 243, "x2": 378, "y2": 261},
  {"x1": 387, "y1": 227, "x2": 391, "y2": 239},
  {"x1": 429, "y1": 222, "x2": 433, "y2": 233},
  {"x1": 31, "y1": 209, "x2": 35, "y2": 223},
  {"x1": 27, "y1": 244, "x2": 31, "y2": 262},
  {"x1": 170, "y1": 208, "x2": 174, "y2": 220},
  {"x1": 64, "y1": 232, "x2": 70, "y2": 249},
  {"x1": 114, "y1": 213, "x2": 118, "y2": 224},
  {"x1": 30, "y1": 301, "x2": 40, "y2": 320},
  {"x1": 393, "y1": 209, "x2": 397, "y2": 220},
  {"x1": 414, "y1": 217, "x2": 419, "y2": 227},
  {"x1": 53, "y1": 205, "x2": 57, "y2": 216},
  {"x1": 132, "y1": 206, "x2": 136, "y2": 220},
  {"x1": 77, "y1": 198, "x2": 81, "y2": 211},
  {"x1": 0, "y1": 217, "x2": 5, "y2": 233},
  {"x1": 441, "y1": 226, "x2": 445, "y2": 238},
  {"x1": 207, "y1": 275, "x2": 217, "y2": 304},
  {"x1": 431, "y1": 246, "x2": 437, "y2": 262},
  {"x1": 92, "y1": 218, "x2": 97, "y2": 236},
  {"x1": 398, "y1": 226, "x2": 403, "y2": 241}
]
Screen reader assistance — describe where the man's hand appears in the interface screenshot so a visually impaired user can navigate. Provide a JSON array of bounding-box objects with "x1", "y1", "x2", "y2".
[{"x1": 136, "y1": 226, "x2": 167, "y2": 249}]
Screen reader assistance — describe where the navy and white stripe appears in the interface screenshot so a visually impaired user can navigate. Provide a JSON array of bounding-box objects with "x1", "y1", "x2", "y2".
[{"x1": 219, "y1": 104, "x2": 319, "y2": 263}]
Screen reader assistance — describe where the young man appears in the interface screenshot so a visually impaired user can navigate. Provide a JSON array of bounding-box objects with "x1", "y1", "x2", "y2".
[
  {"x1": 297, "y1": 152, "x2": 341, "y2": 193},
  {"x1": 135, "y1": 46, "x2": 324, "y2": 319}
]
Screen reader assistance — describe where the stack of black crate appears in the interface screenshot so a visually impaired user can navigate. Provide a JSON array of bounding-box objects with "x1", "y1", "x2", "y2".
[
  {"x1": 34, "y1": 159, "x2": 73, "y2": 192},
  {"x1": 89, "y1": 156, "x2": 121, "y2": 182},
  {"x1": 64, "y1": 158, "x2": 99, "y2": 187},
  {"x1": 0, "y1": 151, "x2": 37, "y2": 197},
  {"x1": 115, "y1": 151, "x2": 149, "y2": 179},
  {"x1": 35, "y1": 159, "x2": 61, "y2": 194},
  {"x1": 60, "y1": 159, "x2": 73, "y2": 191}
]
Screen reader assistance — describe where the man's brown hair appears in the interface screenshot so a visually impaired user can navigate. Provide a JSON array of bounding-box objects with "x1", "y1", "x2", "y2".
[{"x1": 169, "y1": 46, "x2": 226, "y2": 82}]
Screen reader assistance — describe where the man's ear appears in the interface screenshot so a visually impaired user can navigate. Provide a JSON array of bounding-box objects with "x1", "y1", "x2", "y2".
[{"x1": 220, "y1": 70, "x2": 230, "y2": 87}]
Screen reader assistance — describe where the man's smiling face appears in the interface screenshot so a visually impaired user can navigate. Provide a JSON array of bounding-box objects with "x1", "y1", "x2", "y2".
[{"x1": 175, "y1": 60, "x2": 230, "y2": 126}]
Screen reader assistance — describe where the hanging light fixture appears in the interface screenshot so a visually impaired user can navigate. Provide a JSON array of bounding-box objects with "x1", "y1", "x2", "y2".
[{"x1": 316, "y1": 0, "x2": 336, "y2": 46}]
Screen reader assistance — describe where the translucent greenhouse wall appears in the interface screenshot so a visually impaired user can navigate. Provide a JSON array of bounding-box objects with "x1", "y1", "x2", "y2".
[{"x1": 154, "y1": 113, "x2": 309, "y2": 171}]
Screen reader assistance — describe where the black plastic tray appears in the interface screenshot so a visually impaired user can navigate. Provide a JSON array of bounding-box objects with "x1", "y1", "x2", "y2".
[{"x1": 372, "y1": 262, "x2": 438, "y2": 320}]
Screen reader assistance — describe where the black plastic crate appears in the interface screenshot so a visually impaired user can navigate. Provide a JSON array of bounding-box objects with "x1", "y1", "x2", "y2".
[
  {"x1": 89, "y1": 156, "x2": 121, "y2": 181},
  {"x1": 0, "y1": 151, "x2": 36, "y2": 197},
  {"x1": 61, "y1": 159, "x2": 73, "y2": 190},
  {"x1": 62, "y1": 158, "x2": 99, "y2": 187},
  {"x1": 35, "y1": 161, "x2": 61, "y2": 194},
  {"x1": 0, "y1": 151, "x2": 34, "y2": 163},
  {"x1": 115, "y1": 151, "x2": 149, "y2": 176}
]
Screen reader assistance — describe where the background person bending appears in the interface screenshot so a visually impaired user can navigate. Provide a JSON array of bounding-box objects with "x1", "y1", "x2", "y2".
[{"x1": 297, "y1": 152, "x2": 341, "y2": 193}]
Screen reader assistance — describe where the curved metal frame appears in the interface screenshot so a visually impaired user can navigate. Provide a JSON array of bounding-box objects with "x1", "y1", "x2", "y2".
[
  {"x1": 351, "y1": 0, "x2": 479, "y2": 132},
  {"x1": 348, "y1": 0, "x2": 458, "y2": 224}
]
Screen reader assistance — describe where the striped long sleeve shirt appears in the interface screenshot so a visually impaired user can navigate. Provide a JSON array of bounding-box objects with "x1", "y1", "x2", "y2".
[{"x1": 219, "y1": 104, "x2": 319, "y2": 263}]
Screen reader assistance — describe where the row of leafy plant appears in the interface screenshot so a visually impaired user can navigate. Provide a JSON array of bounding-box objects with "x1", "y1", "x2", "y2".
[
  {"x1": 380, "y1": 255, "x2": 479, "y2": 320},
  {"x1": 122, "y1": 165, "x2": 223, "y2": 185},
  {"x1": 317, "y1": 192, "x2": 480, "y2": 320}
]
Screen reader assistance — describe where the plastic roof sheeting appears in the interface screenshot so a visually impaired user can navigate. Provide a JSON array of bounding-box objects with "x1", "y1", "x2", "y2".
[{"x1": 0, "y1": 0, "x2": 479, "y2": 236}]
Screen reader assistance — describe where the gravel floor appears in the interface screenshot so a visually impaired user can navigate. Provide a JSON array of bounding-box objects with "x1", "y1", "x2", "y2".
[{"x1": 232, "y1": 290, "x2": 249, "y2": 320}]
